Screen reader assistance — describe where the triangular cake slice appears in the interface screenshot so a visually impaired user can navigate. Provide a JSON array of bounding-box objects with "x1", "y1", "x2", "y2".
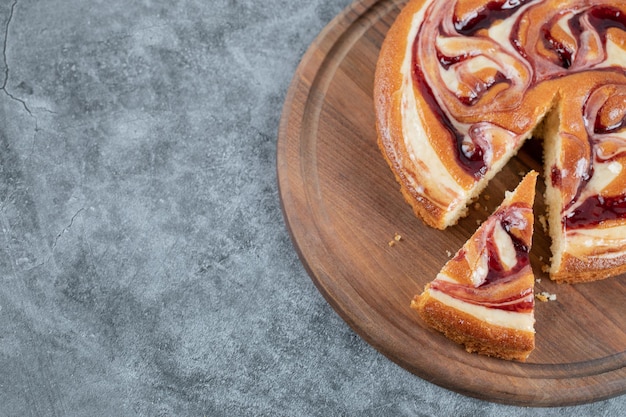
[{"x1": 411, "y1": 171, "x2": 538, "y2": 361}]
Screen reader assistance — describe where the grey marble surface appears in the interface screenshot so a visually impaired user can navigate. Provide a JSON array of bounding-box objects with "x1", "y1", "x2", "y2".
[{"x1": 0, "y1": 0, "x2": 623, "y2": 415}]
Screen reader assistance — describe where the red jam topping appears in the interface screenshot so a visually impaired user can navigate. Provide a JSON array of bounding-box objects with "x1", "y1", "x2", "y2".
[
  {"x1": 453, "y1": 0, "x2": 532, "y2": 36},
  {"x1": 431, "y1": 203, "x2": 533, "y2": 312},
  {"x1": 565, "y1": 195, "x2": 626, "y2": 229},
  {"x1": 431, "y1": 279, "x2": 534, "y2": 312},
  {"x1": 412, "y1": 42, "x2": 488, "y2": 178}
]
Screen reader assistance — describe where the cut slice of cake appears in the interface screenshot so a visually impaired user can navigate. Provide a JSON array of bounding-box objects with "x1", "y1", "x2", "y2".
[{"x1": 411, "y1": 171, "x2": 538, "y2": 361}]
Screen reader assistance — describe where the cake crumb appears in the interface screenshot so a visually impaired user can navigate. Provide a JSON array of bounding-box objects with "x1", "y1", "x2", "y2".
[
  {"x1": 483, "y1": 194, "x2": 491, "y2": 201},
  {"x1": 476, "y1": 219, "x2": 482, "y2": 225},
  {"x1": 518, "y1": 171, "x2": 525, "y2": 177},
  {"x1": 388, "y1": 233, "x2": 402, "y2": 247},
  {"x1": 536, "y1": 291, "x2": 557, "y2": 302},
  {"x1": 536, "y1": 278, "x2": 542, "y2": 283},
  {"x1": 474, "y1": 202, "x2": 481, "y2": 210},
  {"x1": 541, "y1": 264, "x2": 550, "y2": 273},
  {"x1": 446, "y1": 250, "x2": 452, "y2": 257}
]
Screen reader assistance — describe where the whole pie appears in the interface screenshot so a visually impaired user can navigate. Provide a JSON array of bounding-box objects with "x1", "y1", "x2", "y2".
[
  {"x1": 412, "y1": 171, "x2": 537, "y2": 361},
  {"x1": 374, "y1": 0, "x2": 626, "y2": 283}
]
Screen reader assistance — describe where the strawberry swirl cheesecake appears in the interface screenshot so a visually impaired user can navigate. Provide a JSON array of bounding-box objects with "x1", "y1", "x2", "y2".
[{"x1": 375, "y1": 0, "x2": 626, "y2": 283}]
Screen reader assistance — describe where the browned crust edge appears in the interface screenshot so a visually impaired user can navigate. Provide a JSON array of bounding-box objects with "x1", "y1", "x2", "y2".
[
  {"x1": 411, "y1": 288, "x2": 535, "y2": 362},
  {"x1": 373, "y1": 0, "x2": 450, "y2": 229},
  {"x1": 552, "y1": 252, "x2": 626, "y2": 284}
]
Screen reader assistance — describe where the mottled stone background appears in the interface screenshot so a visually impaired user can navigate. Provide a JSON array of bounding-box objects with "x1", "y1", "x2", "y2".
[{"x1": 0, "y1": 0, "x2": 623, "y2": 415}]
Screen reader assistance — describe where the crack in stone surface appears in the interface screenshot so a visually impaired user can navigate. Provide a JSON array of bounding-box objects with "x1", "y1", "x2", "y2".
[
  {"x1": 2, "y1": 0, "x2": 33, "y2": 116},
  {"x1": 52, "y1": 208, "x2": 86, "y2": 251},
  {"x1": 1, "y1": 0, "x2": 16, "y2": 90}
]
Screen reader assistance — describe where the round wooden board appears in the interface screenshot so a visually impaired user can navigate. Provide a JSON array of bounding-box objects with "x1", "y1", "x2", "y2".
[{"x1": 277, "y1": 0, "x2": 626, "y2": 406}]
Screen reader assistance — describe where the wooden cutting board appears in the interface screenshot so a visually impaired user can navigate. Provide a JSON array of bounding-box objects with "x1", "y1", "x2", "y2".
[{"x1": 277, "y1": 0, "x2": 626, "y2": 406}]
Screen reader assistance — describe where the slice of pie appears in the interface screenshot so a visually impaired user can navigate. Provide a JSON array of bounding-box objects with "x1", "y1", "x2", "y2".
[{"x1": 411, "y1": 171, "x2": 537, "y2": 361}]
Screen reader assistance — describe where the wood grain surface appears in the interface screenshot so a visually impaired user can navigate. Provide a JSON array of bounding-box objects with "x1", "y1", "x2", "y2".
[{"x1": 276, "y1": 0, "x2": 626, "y2": 406}]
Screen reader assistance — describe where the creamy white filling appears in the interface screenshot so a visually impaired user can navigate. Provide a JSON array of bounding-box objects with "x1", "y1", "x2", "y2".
[
  {"x1": 470, "y1": 252, "x2": 489, "y2": 287},
  {"x1": 563, "y1": 159, "x2": 624, "y2": 217},
  {"x1": 565, "y1": 224, "x2": 626, "y2": 258},
  {"x1": 487, "y1": 19, "x2": 516, "y2": 55},
  {"x1": 602, "y1": 38, "x2": 626, "y2": 68},
  {"x1": 399, "y1": 8, "x2": 466, "y2": 214},
  {"x1": 608, "y1": 161, "x2": 623, "y2": 174},
  {"x1": 574, "y1": 157, "x2": 588, "y2": 178},
  {"x1": 586, "y1": 160, "x2": 621, "y2": 192},
  {"x1": 438, "y1": 65, "x2": 459, "y2": 92},
  {"x1": 428, "y1": 288, "x2": 535, "y2": 332},
  {"x1": 493, "y1": 221, "x2": 518, "y2": 271}
]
